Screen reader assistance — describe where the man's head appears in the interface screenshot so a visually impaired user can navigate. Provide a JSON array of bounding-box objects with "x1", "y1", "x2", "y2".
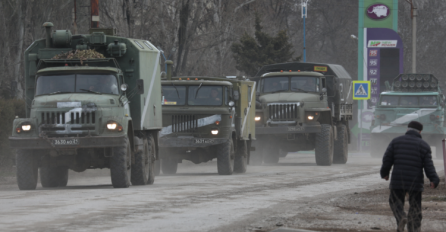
[{"x1": 408, "y1": 121, "x2": 423, "y2": 133}]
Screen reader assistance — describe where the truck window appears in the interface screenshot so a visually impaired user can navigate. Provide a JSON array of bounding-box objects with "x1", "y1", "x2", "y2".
[
  {"x1": 400, "y1": 96, "x2": 419, "y2": 106},
  {"x1": 188, "y1": 86, "x2": 223, "y2": 106},
  {"x1": 325, "y1": 76, "x2": 335, "y2": 97},
  {"x1": 36, "y1": 74, "x2": 119, "y2": 95},
  {"x1": 380, "y1": 95, "x2": 399, "y2": 106},
  {"x1": 248, "y1": 86, "x2": 252, "y2": 102},
  {"x1": 419, "y1": 96, "x2": 438, "y2": 106},
  {"x1": 263, "y1": 77, "x2": 288, "y2": 93},
  {"x1": 162, "y1": 85, "x2": 186, "y2": 105},
  {"x1": 291, "y1": 76, "x2": 319, "y2": 92}
]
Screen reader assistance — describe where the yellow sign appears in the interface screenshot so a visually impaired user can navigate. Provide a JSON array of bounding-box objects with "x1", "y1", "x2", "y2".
[
  {"x1": 314, "y1": 66, "x2": 328, "y2": 72},
  {"x1": 164, "y1": 101, "x2": 177, "y2": 105}
]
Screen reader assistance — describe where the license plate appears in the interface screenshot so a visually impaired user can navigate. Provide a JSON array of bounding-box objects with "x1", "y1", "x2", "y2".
[
  {"x1": 53, "y1": 139, "x2": 79, "y2": 145},
  {"x1": 287, "y1": 126, "x2": 302, "y2": 132},
  {"x1": 194, "y1": 139, "x2": 214, "y2": 144}
]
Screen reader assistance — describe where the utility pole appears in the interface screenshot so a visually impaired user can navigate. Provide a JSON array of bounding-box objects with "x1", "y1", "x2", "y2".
[
  {"x1": 91, "y1": 0, "x2": 99, "y2": 28},
  {"x1": 301, "y1": 0, "x2": 308, "y2": 62},
  {"x1": 406, "y1": 0, "x2": 417, "y2": 73}
]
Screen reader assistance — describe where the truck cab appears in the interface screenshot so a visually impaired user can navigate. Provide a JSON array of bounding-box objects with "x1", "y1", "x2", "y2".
[{"x1": 159, "y1": 74, "x2": 255, "y2": 175}]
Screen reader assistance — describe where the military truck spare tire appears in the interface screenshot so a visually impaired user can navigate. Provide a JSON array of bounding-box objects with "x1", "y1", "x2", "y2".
[
  {"x1": 315, "y1": 124, "x2": 334, "y2": 166},
  {"x1": 217, "y1": 139, "x2": 235, "y2": 175},
  {"x1": 234, "y1": 140, "x2": 248, "y2": 173},
  {"x1": 110, "y1": 136, "x2": 131, "y2": 188},
  {"x1": 333, "y1": 124, "x2": 348, "y2": 164},
  {"x1": 16, "y1": 150, "x2": 38, "y2": 190}
]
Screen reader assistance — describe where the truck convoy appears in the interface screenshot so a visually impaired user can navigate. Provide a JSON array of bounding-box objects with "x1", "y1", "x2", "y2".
[
  {"x1": 159, "y1": 63, "x2": 256, "y2": 175},
  {"x1": 251, "y1": 62, "x2": 353, "y2": 166},
  {"x1": 9, "y1": 22, "x2": 162, "y2": 190},
  {"x1": 370, "y1": 73, "x2": 445, "y2": 158}
]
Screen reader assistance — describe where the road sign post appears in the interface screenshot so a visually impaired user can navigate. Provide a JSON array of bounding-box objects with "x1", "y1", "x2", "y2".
[{"x1": 353, "y1": 81, "x2": 371, "y2": 152}]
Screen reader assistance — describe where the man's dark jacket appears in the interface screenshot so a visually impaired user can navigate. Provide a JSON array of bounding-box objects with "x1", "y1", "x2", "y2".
[{"x1": 380, "y1": 130, "x2": 440, "y2": 191}]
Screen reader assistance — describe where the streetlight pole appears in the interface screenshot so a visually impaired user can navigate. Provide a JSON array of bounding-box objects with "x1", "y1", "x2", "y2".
[
  {"x1": 406, "y1": 0, "x2": 417, "y2": 73},
  {"x1": 301, "y1": 0, "x2": 308, "y2": 62}
]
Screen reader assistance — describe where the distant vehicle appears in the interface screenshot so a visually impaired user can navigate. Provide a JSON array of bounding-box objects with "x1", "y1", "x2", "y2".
[
  {"x1": 159, "y1": 63, "x2": 256, "y2": 175},
  {"x1": 370, "y1": 74, "x2": 446, "y2": 158},
  {"x1": 251, "y1": 62, "x2": 353, "y2": 166},
  {"x1": 9, "y1": 22, "x2": 162, "y2": 190}
]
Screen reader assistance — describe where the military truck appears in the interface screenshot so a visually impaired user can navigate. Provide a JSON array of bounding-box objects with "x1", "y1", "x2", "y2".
[
  {"x1": 158, "y1": 62, "x2": 256, "y2": 175},
  {"x1": 9, "y1": 22, "x2": 162, "y2": 190},
  {"x1": 370, "y1": 73, "x2": 446, "y2": 159},
  {"x1": 251, "y1": 62, "x2": 353, "y2": 166}
]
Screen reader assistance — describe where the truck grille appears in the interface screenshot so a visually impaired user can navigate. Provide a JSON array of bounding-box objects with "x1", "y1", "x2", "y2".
[
  {"x1": 172, "y1": 115, "x2": 197, "y2": 132},
  {"x1": 268, "y1": 103, "x2": 298, "y2": 120},
  {"x1": 41, "y1": 112, "x2": 96, "y2": 124}
]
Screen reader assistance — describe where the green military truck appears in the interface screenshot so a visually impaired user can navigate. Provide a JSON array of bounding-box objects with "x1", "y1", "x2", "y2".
[
  {"x1": 9, "y1": 22, "x2": 162, "y2": 190},
  {"x1": 251, "y1": 62, "x2": 353, "y2": 166},
  {"x1": 158, "y1": 63, "x2": 256, "y2": 175},
  {"x1": 370, "y1": 74, "x2": 446, "y2": 158}
]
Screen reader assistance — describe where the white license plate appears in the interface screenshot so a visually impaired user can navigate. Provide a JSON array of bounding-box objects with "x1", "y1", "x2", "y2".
[
  {"x1": 194, "y1": 139, "x2": 214, "y2": 144},
  {"x1": 53, "y1": 139, "x2": 79, "y2": 145},
  {"x1": 287, "y1": 126, "x2": 302, "y2": 132}
]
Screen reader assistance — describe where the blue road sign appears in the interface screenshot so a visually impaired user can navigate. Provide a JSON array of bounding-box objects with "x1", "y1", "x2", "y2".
[{"x1": 353, "y1": 81, "x2": 371, "y2": 100}]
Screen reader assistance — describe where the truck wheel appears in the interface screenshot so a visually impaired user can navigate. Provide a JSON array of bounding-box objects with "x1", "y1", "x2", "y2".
[
  {"x1": 40, "y1": 166, "x2": 69, "y2": 187},
  {"x1": 110, "y1": 136, "x2": 131, "y2": 188},
  {"x1": 315, "y1": 124, "x2": 334, "y2": 166},
  {"x1": 333, "y1": 124, "x2": 348, "y2": 164},
  {"x1": 161, "y1": 159, "x2": 178, "y2": 175},
  {"x1": 16, "y1": 149, "x2": 38, "y2": 190},
  {"x1": 217, "y1": 139, "x2": 235, "y2": 175},
  {"x1": 131, "y1": 135, "x2": 155, "y2": 185},
  {"x1": 234, "y1": 140, "x2": 248, "y2": 173},
  {"x1": 264, "y1": 146, "x2": 280, "y2": 164}
]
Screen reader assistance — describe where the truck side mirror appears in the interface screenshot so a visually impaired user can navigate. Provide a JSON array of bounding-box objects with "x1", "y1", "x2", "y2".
[
  {"x1": 233, "y1": 90, "x2": 240, "y2": 101},
  {"x1": 137, "y1": 79, "x2": 144, "y2": 94},
  {"x1": 121, "y1": 83, "x2": 128, "y2": 92}
]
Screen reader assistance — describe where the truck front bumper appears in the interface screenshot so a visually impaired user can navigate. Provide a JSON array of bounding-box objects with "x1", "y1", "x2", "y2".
[
  {"x1": 159, "y1": 136, "x2": 228, "y2": 148},
  {"x1": 256, "y1": 123, "x2": 321, "y2": 135},
  {"x1": 9, "y1": 135, "x2": 127, "y2": 149}
]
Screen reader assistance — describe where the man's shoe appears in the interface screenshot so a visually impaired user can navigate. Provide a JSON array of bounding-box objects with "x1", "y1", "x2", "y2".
[{"x1": 397, "y1": 217, "x2": 407, "y2": 232}]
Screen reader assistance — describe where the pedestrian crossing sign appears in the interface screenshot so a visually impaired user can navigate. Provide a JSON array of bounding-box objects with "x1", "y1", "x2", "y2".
[{"x1": 353, "y1": 81, "x2": 371, "y2": 100}]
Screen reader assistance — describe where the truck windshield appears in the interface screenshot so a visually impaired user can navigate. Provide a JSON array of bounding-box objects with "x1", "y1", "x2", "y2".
[
  {"x1": 36, "y1": 74, "x2": 119, "y2": 95},
  {"x1": 162, "y1": 86, "x2": 186, "y2": 105},
  {"x1": 262, "y1": 76, "x2": 319, "y2": 93},
  {"x1": 188, "y1": 86, "x2": 223, "y2": 106},
  {"x1": 380, "y1": 95, "x2": 438, "y2": 107}
]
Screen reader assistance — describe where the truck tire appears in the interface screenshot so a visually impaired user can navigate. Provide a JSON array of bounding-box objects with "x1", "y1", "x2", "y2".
[
  {"x1": 161, "y1": 159, "x2": 178, "y2": 175},
  {"x1": 315, "y1": 124, "x2": 334, "y2": 166},
  {"x1": 40, "y1": 166, "x2": 69, "y2": 187},
  {"x1": 131, "y1": 135, "x2": 155, "y2": 185},
  {"x1": 264, "y1": 145, "x2": 280, "y2": 164},
  {"x1": 110, "y1": 136, "x2": 131, "y2": 188},
  {"x1": 333, "y1": 124, "x2": 348, "y2": 164},
  {"x1": 16, "y1": 149, "x2": 38, "y2": 190},
  {"x1": 217, "y1": 139, "x2": 235, "y2": 175},
  {"x1": 234, "y1": 140, "x2": 248, "y2": 173}
]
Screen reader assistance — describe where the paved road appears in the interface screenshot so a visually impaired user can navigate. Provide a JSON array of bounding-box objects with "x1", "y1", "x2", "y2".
[{"x1": 0, "y1": 153, "x2": 443, "y2": 232}]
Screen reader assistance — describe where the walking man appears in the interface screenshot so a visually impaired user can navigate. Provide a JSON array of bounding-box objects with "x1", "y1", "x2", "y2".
[{"x1": 380, "y1": 121, "x2": 440, "y2": 232}]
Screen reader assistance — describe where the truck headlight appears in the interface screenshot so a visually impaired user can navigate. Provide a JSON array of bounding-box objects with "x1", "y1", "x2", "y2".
[
  {"x1": 255, "y1": 116, "x2": 261, "y2": 121},
  {"x1": 21, "y1": 125, "x2": 31, "y2": 131},
  {"x1": 211, "y1": 129, "x2": 219, "y2": 135},
  {"x1": 307, "y1": 115, "x2": 314, "y2": 120},
  {"x1": 107, "y1": 123, "x2": 118, "y2": 130}
]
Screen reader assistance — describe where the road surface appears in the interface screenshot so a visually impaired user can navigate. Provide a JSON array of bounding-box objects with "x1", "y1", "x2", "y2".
[{"x1": 0, "y1": 152, "x2": 443, "y2": 232}]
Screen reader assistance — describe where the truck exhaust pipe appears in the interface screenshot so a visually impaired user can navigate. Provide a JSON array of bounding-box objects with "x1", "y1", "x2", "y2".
[
  {"x1": 166, "y1": 60, "x2": 174, "y2": 80},
  {"x1": 42, "y1": 22, "x2": 54, "y2": 48}
]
